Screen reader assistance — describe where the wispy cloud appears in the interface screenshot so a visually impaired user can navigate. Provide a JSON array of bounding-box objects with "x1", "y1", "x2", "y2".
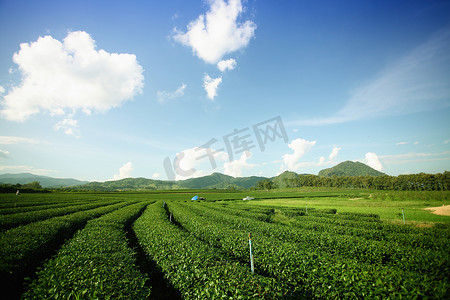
[
  {"x1": 54, "y1": 118, "x2": 80, "y2": 137},
  {"x1": 378, "y1": 151, "x2": 450, "y2": 169},
  {"x1": 396, "y1": 142, "x2": 408, "y2": 145},
  {"x1": 0, "y1": 165, "x2": 55, "y2": 175},
  {"x1": 296, "y1": 29, "x2": 450, "y2": 126},
  {"x1": 157, "y1": 83, "x2": 187, "y2": 103},
  {"x1": 380, "y1": 151, "x2": 450, "y2": 162},
  {"x1": 0, "y1": 136, "x2": 40, "y2": 144}
]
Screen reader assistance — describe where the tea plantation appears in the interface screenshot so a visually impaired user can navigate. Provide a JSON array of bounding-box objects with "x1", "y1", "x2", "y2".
[{"x1": 0, "y1": 190, "x2": 448, "y2": 299}]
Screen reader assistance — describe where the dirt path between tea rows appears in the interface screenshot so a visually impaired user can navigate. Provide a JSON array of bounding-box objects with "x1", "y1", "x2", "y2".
[{"x1": 424, "y1": 205, "x2": 450, "y2": 216}]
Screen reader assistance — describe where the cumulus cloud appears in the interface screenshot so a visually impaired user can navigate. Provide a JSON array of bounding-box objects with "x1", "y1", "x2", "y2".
[
  {"x1": 297, "y1": 29, "x2": 450, "y2": 126},
  {"x1": 280, "y1": 141, "x2": 341, "y2": 172},
  {"x1": 328, "y1": 147, "x2": 341, "y2": 161},
  {"x1": 172, "y1": 0, "x2": 256, "y2": 64},
  {"x1": 152, "y1": 173, "x2": 162, "y2": 179},
  {"x1": 113, "y1": 162, "x2": 133, "y2": 180},
  {"x1": 364, "y1": 152, "x2": 383, "y2": 171},
  {"x1": 54, "y1": 118, "x2": 80, "y2": 137},
  {"x1": 203, "y1": 74, "x2": 222, "y2": 100},
  {"x1": 217, "y1": 58, "x2": 237, "y2": 71},
  {"x1": 157, "y1": 83, "x2": 187, "y2": 103},
  {"x1": 223, "y1": 150, "x2": 254, "y2": 177},
  {"x1": 282, "y1": 138, "x2": 317, "y2": 170},
  {"x1": 0, "y1": 86, "x2": 5, "y2": 94},
  {"x1": 0, "y1": 136, "x2": 39, "y2": 144},
  {"x1": 165, "y1": 146, "x2": 228, "y2": 180},
  {"x1": 0, "y1": 31, "x2": 144, "y2": 122}
]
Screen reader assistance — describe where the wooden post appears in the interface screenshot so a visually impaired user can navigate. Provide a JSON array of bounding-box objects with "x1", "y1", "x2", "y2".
[
  {"x1": 249, "y1": 233, "x2": 254, "y2": 274},
  {"x1": 402, "y1": 208, "x2": 405, "y2": 225}
]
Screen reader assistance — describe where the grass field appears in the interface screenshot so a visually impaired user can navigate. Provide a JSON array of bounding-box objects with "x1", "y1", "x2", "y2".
[{"x1": 245, "y1": 189, "x2": 450, "y2": 224}]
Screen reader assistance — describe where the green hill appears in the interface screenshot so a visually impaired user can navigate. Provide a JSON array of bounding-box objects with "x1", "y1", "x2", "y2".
[
  {"x1": 181, "y1": 172, "x2": 267, "y2": 189},
  {"x1": 272, "y1": 171, "x2": 300, "y2": 188},
  {"x1": 318, "y1": 161, "x2": 385, "y2": 177},
  {"x1": 69, "y1": 172, "x2": 268, "y2": 191}
]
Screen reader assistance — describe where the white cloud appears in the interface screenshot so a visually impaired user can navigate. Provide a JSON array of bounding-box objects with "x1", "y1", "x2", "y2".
[
  {"x1": 113, "y1": 162, "x2": 133, "y2": 180},
  {"x1": 217, "y1": 58, "x2": 237, "y2": 71},
  {"x1": 364, "y1": 152, "x2": 383, "y2": 171},
  {"x1": 152, "y1": 173, "x2": 162, "y2": 179},
  {"x1": 0, "y1": 86, "x2": 5, "y2": 94},
  {"x1": 203, "y1": 74, "x2": 222, "y2": 100},
  {"x1": 297, "y1": 29, "x2": 450, "y2": 126},
  {"x1": 0, "y1": 31, "x2": 144, "y2": 122},
  {"x1": 157, "y1": 83, "x2": 187, "y2": 103},
  {"x1": 172, "y1": 0, "x2": 256, "y2": 64},
  {"x1": 328, "y1": 147, "x2": 341, "y2": 161},
  {"x1": 414, "y1": 141, "x2": 420, "y2": 145},
  {"x1": 380, "y1": 151, "x2": 450, "y2": 164},
  {"x1": 54, "y1": 118, "x2": 80, "y2": 137},
  {"x1": 0, "y1": 136, "x2": 40, "y2": 144},
  {"x1": 0, "y1": 149, "x2": 10, "y2": 158},
  {"x1": 282, "y1": 138, "x2": 317, "y2": 170},
  {"x1": 381, "y1": 151, "x2": 450, "y2": 160},
  {"x1": 223, "y1": 150, "x2": 254, "y2": 177},
  {"x1": 396, "y1": 142, "x2": 408, "y2": 145},
  {"x1": 444, "y1": 139, "x2": 450, "y2": 144},
  {"x1": 169, "y1": 146, "x2": 228, "y2": 180}
]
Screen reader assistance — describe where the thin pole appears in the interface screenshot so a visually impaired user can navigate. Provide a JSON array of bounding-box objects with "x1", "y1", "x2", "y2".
[
  {"x1": 249, "y1": 233, "x2": 254, "y2": 273},
  {"x1": 402, "y1": 208, "x2": 405, "y2": 225}
]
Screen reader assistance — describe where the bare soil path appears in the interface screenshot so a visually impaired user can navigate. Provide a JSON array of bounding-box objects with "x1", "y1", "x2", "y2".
[{"x1": 424, "y1": 205, "x2": 450, "y2": 216}]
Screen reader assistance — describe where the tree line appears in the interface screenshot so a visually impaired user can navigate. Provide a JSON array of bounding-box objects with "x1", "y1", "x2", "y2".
[{"x1": 254, "y1": 171, "x2": 450, "y2": 191}]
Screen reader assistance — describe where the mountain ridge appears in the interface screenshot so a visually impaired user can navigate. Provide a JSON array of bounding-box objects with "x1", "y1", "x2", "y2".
[{"x1": 0, "y1": 161, "x2": 386, "y2": 190}]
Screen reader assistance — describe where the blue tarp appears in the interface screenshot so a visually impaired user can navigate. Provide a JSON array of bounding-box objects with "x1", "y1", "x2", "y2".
[{"x1": 191, "y1": 195, "x2": 199, "y2": 201}]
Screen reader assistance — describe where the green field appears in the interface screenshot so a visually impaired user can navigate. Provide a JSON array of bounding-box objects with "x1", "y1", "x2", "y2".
[{"x1": 0, "y1": 188, "x2": 449, "y2": 299}]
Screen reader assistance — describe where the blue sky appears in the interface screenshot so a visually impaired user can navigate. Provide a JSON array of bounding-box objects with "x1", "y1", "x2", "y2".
[{"x1": 0, "y1": 0, "x2": 449, "y2": 181}]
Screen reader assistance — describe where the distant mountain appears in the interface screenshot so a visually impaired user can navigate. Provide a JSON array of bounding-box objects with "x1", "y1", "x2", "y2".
[
  {"x1": 180, "y1": 172, "x2": 267, "y2": 189},
  {"x1": 318, "y1": 161, "x2": 385, "y2": 177},
  {"x1": 80, "y1": 177, "x2": 181, "y2": 191},
  {"x1": 0, "y1": 173, "x2": 89, "y2": 188},
  {"x1": 71, "y1": 172, "x2": 268, "y2": 191}
]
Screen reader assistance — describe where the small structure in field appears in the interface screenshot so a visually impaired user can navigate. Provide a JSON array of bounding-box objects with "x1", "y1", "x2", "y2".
[
  {"x1": 242, "y1": 196, "x2": 254, "y2": 201},
  {"x1": 191, "y1": 195, "x2": 199, "y2": 201}
]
